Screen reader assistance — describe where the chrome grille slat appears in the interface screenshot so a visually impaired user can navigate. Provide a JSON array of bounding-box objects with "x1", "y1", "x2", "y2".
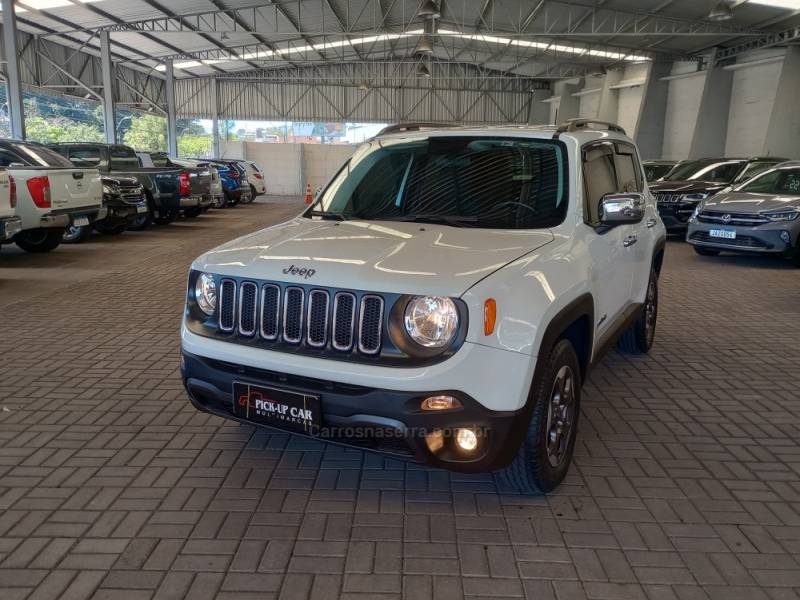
[
  {"x1": 283, "y1": 287, "x2": 304, "y2": 343},
  {"x1": 332, "y1": 292, "x2": 356, "y2": 351},
  {"x1": 219, "y1": 279, "x2": 236, "y2": 332},
  {"x1": 358, "y1": 295, "x2": 384, "y2": 355},
  {"x1": 260, "y1": 284, "x2": 280, "y2": 340},
  {"x1": 238, "y1": 282, "x2": 257, "y2": 336},
  {"x1": 307, "y1": 290, "x2": 330, "y2": 347}
]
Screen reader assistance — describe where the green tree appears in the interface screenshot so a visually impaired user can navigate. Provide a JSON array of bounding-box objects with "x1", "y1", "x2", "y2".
[
  {"x1": 178, "y1": 135, "x2": 212, "y2": 158},
  {"x1": 25, "y1": 116, "x2": 104, "y2": 144},
  {"x1": 123, "y1": 114, "x2": 168, "y2": 151}
]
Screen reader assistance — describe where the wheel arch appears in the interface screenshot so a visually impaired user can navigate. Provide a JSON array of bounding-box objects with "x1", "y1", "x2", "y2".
[{"x1": 535, "y1": 293, "x2": 595, "y2": 384}]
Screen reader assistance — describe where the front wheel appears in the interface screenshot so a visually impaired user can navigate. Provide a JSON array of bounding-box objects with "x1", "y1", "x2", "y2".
[
  {"x1": 496, "y1": 338, "x2": 581, "y2": 494},
  {"x1": 14, "y1": 229, "x2": 63, "y2": 253},
  {"x1": 618, "y1": 269, "x2": 658, "y2": 355},
  {"x1": 62, "y1": 224, "x2": 91, "y2": 244}
]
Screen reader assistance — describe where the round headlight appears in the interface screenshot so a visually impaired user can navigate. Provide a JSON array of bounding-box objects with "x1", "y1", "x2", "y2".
[
  {"x1": 403, "y1": 296, "x2": 459, "y2": 348},
  {"x1": 195, "y1": 273, "x2": 217, "y2": 316}
]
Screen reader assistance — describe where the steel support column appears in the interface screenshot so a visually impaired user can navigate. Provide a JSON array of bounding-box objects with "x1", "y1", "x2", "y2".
[
  {"x1": 210, "y1": 77, "x2": 220, "y2": 158},
  {"x1": 165, "y1": 59, "x2": 178, "y2": 157},
  {"x1": 100, "y1": 31, "x2": 116, "y2": 143},
  {"x1": 2, "y1": 0, "x2": 26, "y2": 139}
]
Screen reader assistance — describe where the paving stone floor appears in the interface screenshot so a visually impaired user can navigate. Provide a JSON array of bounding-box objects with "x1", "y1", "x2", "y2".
[{"x1": 1, "y1": 196, "x2": 799, "y2": 599}]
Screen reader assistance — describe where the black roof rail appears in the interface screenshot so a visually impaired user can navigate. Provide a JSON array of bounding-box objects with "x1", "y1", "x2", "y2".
[
  {"x1": 376, "y1": 122, "x2": 458, "y2": 136},
  {"x1": 554, "y1": 118, "x2": 626, "y2": 136}
]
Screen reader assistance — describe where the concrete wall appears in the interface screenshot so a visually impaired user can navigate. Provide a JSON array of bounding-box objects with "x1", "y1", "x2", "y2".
[
  {"x1": 661, "y1": 64, "x2": 707, "y2": 160},
  {"x1": 725, "y1": 57, "x2": 782, "y2": 156},
  {"x1": 219, "y1": 141, "x2": 355, "y2": 196}
]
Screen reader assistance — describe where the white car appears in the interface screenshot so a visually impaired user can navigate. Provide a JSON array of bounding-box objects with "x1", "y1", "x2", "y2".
[
  {"x1": 0, "y1": 140, "x2": 103, "y2": 253},
  {"x1": 0, "y1": 169, "x2": 22, "y2": 244},
  {"x1": 239, "y1": 160, "x2": 266, "y2": 197},
  {"x1": 181, "y1": 120, "x2": 666, "y2": 494}
]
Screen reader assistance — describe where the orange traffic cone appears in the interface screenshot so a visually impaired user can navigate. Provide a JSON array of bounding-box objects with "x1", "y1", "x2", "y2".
[{"x1": 304, "y1": 183, "x2": 313, "y2": 204}]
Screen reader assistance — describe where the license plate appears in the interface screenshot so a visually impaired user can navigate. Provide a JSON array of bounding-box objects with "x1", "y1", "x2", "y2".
[
  {"x1": 710, "y1": 228, "x2": 736, "y2": 239},
  {"x1": 233, "y1": 383, "x2": 321, "y2": 434},
  {"x1": 73, "y1": 216, "x2": 90, "y2": 227},
  {"x1": 136, "y1": 205, "x2": 148, "y2": 213}
]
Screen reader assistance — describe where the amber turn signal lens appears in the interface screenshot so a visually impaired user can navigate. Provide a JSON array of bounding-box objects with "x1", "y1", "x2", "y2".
[
  {"x1": 484, "y1": 298, "x2": 497, "y2": 335},
  {"x1": 420, "y1": 395, "x2": 461, "y2": 411}
]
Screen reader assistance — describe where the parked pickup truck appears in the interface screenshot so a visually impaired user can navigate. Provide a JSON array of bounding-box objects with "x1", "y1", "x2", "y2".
[
  {"x1": 181, "y1": 119, "x2": 666, "y2": 494},
  {"x1": 0, "y1": 139, "x2": 102, "y2": 253},
  {"x1": 173, "y1": 159, "x2": 224, "y2": 207},
  {"x1": 0, "y1": 169, "x2": 22, "y2": 245},
  {"x1": 51, "y1": 143, "x2": 182, "y2": 229},
  {"x1": 138, "y1": 152, "x2": 213, "y2": 217},
  {"x1": 63, "y1": 175, "x2": 148, "y2": 243}
]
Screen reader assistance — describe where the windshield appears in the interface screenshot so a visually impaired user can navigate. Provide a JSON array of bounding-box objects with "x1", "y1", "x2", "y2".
[
  {"x1": 738, "y1": 167, "x2": 800, "y2": 195},
  {"x1": 663, "y1": 159, "x2": 745, "y2": 183},
  {"x1": 643, "y1": 163, "x2": 673, "y2": 182},
  {"x1": 734, "y1": 160, "x2": 779, "y2": 183},
  {"x1": 11, "y1": 143, "x2": 74, "y2": 167},
  {"x1": 312, "y1": 136, "x2": 568, "y2": 229}
]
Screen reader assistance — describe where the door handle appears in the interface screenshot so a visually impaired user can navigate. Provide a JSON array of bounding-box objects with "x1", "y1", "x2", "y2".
[
  {"x1": 646, "y1": 218, "x2": 657, "y2": 228},
  {"x1": 623, "y1": 235, "x2": 638, "y2": 247}
]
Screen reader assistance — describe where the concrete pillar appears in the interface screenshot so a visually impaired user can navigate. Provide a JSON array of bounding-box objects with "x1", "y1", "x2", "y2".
[
  {"x1": 764, "y1": 47, "x2": 800, "y2": 158},
  {"x1": 210, "y1": 77, "x2": 220, "y2": 158},
  {"x1": 635, "y1": 61, "x2": 672, "y2": 160},
  {"x1": 2, "y1": 0, "x2": 26, "y2": 139},
  {"x1": 548, "y1": 79, "x2": 581, "y2": 123},
  {"x1": 165, "y1": 59, "x2": 178, "y2": 157},
  {"x1": 99, "y1": 31, "x2": 116, "y2": 144},
  {"x1": 597, "y1": 69, "x2": 624, "y2": 122},
  {"x1": 689, "y1": 65, "x2": 732, "y2": 158},
  {"x1": 526, "y1": 89, "x2": 552, "y2": 125}
]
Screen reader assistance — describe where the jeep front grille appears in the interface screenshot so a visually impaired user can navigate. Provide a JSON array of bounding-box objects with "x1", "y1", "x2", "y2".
[{"x1": 216, "y1": 280, "x2": 385, "y2": 355}]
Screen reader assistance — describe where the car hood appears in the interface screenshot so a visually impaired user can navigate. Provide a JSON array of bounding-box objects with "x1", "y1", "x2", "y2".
[
  {"x1": 649, "y1": 180, "x2": 729, "y2": 195},
  {"x1": 702, "y1": 191, "x2": 800, "y2": 213},
  {"x1": 101, "y1": 175, "x2": 140, "y2": 187},
  {"x1": 193, "y1": 217, "x2": 555, "y2": 297}
]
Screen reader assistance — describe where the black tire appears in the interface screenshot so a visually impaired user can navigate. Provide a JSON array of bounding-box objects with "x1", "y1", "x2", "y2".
[
  {"x1": 250, "y1": 184, "x2": 258, "y2": 200},
  {"x1": 225, "y1": 191, "x2": 239, "y2": 207},
  {"x1": 93, "y1": 221, "x2": 127, "y2": 235},
  {"x1": 183, "y1": 207, "x2": 202, "y2": 218},
  {"x1": 153, "y1": 206, "x2": 178, "y2": 225},
  {"x1": 693, "y1": 246, "x2": 720, "y2": 256},
  {"x1": 618, "y1": 269, "x2": 658, "y2": 355},
  {"x1": 14, "y1": 229, "x2": 63, "y2": 253},
  {"x1": 496, "y1": 338, "x2": 581, "y2": 494},
  {"x1": 62, "y1": 224, "x2": 91, "y2": 244}
]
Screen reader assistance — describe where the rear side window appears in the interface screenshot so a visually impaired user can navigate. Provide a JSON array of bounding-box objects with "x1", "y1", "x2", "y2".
[
  {"x1": 0, "y1": 148, "x2": 27, "y2": 167},
  {"x1": 110, "y1": 148, "x2": 140, "y2": 170},
  {"x1": 9, "y1": 143, "x2": 74, "y2": 167},
  {"x1": 614, "y1": 145, "x2": 643, "y2": 193},
  {"x1": 68, "y1": 147, "x2": 101, "y2": 168}
]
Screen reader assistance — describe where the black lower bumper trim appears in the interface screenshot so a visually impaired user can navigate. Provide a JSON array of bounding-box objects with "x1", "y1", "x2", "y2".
[{"x1": 181, "y1": 351, "x2": 528, "y2": 473}]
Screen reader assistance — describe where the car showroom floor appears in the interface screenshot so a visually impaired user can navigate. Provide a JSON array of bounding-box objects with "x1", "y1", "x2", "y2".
[{"x1": 1, "y1": 198, "x2": 799, "y2": 600}]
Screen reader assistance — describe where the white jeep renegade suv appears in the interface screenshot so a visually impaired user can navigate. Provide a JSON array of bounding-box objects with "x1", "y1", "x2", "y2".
[{"x1": 181, "y1": 120, "x2": 666, "y2": 494}]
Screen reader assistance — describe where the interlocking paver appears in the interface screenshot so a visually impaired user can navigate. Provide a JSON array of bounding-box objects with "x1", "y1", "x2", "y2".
[{"x1": 2, "y1": 197, "x2": 800, "y2": 599}]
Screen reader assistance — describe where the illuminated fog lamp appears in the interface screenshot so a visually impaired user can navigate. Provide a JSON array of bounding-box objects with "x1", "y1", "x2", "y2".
[
  {"x1": 455, "y1": 428, "x2": 479, "y2": 452},
  {"x1": 425, "y1": 430, "x2": 445, "y2": 453},
  {"x1": 420, "y1": 395, "x2": 461, "y2": 411},
  {"x1": 780, "y1": 231, "x2": 791, "y2": 244}
]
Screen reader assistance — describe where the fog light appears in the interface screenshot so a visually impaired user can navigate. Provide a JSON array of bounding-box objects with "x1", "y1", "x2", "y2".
[
  {"x1": 456, "y1": 428, "x2": 479, "y2": 452},
  {"x1": 780, "y1": 231, "x2": 791, "y2": 244},
  {"x1": 421, "y1": 395, "x2": 461, "y2": 411},
  {"x1": 425, "y1": 430, "x2": 445, "y2": 453}
]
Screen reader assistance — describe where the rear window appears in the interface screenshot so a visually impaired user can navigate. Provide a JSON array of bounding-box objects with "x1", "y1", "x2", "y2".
[
  {"x1": 68, "y1": 147, "x2": 101, "y2": 168},
  {"x1": 110, "y1": 148, "x2": 140, "y2": 170},
  {"x1": 9, "y1": 143, "x2": 74, "y2": 167},
  {"x1": 315, "y1": 136, "x2": 569, "y2": 229}
]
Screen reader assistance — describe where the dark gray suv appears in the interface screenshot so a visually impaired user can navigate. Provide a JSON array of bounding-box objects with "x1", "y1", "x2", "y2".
[{"x1": 687, "y1": 161, "x2": 800, "y2": 266}]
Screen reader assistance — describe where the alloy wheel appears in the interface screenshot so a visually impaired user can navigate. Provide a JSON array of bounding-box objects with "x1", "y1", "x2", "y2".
[{"x1": 545, "y1": 365, "x2": 576, "y2": 468}]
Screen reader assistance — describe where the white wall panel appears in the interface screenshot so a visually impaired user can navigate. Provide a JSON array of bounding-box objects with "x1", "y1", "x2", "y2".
[
  {"x1": 661, "y1": 71, "x2": 706, "y2": 160},
  {"x1": 578, "y1": 91, "x2": 600, "y2": 118},
  {"x1": 725, "y1": 60, "x2": 782, "y2": 156},
  {"x1": 617, "y1": 86, "x2": 643, "y2": 138}
]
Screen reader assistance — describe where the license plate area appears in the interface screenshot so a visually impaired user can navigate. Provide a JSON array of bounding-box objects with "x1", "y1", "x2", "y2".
[
  {"x1": 710, "y1": 228, "x2": 736, "y2": 239},
  {"x1": 73, "y1": 216, "x2": 90, "y2": 227},
  {"x1": 136, "y1": 205, "x2": 148, "y2": 213},
  {"x1": 232, "y1": 383, "x2": 320, "y2": 434}
]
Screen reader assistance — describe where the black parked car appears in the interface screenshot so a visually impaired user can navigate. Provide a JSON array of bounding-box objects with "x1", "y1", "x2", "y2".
[
  {"x1": 643, "y1": 160, "x2": 677, "y2": 182},
  {"x1": 649, "y1": 157, "x2": 789, "y2": 234},
  {"x1": 63, "y1": 175, "x2": 147, "y2": 243}
]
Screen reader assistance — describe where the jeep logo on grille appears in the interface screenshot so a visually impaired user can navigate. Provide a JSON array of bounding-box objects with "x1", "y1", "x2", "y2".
[{"x1": 282, "y1": 264, "x2": 316, "y2": 279}]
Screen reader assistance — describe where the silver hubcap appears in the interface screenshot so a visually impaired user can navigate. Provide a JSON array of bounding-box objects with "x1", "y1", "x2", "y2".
[
  {"x1": 645, "y1": 280, "x2": 657, "y2": 346},
  {"x1": 545, "y1": 365, "x2": 576, "y2": 468}
]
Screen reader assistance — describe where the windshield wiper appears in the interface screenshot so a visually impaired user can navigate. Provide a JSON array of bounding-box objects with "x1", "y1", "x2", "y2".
[
  {"x1": 393, "y1": 214, "x2": 480, "y2": 227},
  {"x1": 308, "y1": 210, "x2": 348, "y2": 221}
]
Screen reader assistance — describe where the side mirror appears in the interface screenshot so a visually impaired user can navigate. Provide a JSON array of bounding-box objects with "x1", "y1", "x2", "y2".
[{"x1": 599, "y1": 192, "x2": 645, "y2": 226}]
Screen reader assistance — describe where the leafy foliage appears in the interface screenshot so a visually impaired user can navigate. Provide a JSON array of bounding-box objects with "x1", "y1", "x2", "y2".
[{"x1": 123, "y1": 114, "x2": 168, "y2": 152}]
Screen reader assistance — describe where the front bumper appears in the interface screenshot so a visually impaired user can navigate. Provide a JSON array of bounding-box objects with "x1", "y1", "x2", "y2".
[
  {"x1": 657, "y1": 202, "x2": 697, "y2": 232},
  {"x1": 102, "y1": 201, "x2": 147, "y2": 225},
  {"x1": 686, "y1": 220, "x2": 799, "y2": 254},
  {"x1": 181, "y1": 350, "x2": 528, "y2": 473},
  {"x1": 0, "y1": 217, "x2": 22, "y2": 241}
]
